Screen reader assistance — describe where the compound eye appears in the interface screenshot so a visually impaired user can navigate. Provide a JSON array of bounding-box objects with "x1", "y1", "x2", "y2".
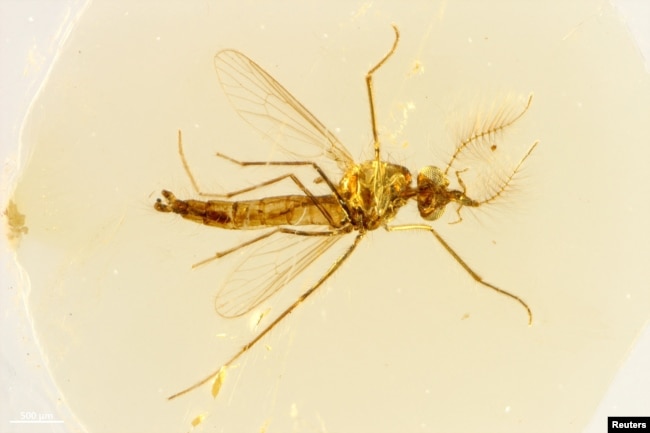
[
  {"x1": 417, "y1": 166, "x2": 449, "y2": 221},
  {"x1": 419, "y1": 203, "x2": 446, "y2": 221},
  {"x1": 417, "y1": 166, "x2": 447, "y2": 189}
]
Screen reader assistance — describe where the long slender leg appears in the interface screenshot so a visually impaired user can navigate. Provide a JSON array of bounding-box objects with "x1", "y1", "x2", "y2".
[
  {"x1": 213, "y1": 152, "x2": 345, "y2": 206},
  {"x1": 192, "y1": 226, "x2": 351, "y2": 268},
  {"x1": 174, "y1": 130, "x2": 347, "y2": 226},
  {"x1": 199, "y1": 172, "x2": 312, "y2": 199},
  {"x1": 366, "y1": 25, "x2": 400, "y2": 161},
  {"x1": 177, "y1": 130, "x2": 342, "y2": 201},
  {"x1": 386, "y1": 223, "x2": 532, "y2": 325},
  {"x1": 168, "y1": 232, "x2": 366, "y2": 400}
]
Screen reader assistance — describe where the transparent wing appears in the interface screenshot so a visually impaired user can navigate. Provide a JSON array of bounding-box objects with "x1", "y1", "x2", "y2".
[
  {"x1": 215, "y1": 49, "x2": 354, "y2": 178},
  {"x1": 215, "y1": 230, "x2": 351, "y2": 318}
]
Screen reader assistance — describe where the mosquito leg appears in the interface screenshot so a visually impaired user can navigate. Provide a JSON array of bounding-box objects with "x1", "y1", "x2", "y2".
[
  {"x1": 385, "y1": 223, "x2": 533, "y2": 325},
  {"x1": 177, "y1": 130, "x2": 204, "y2": 195},
  {"x1": 213, "y1": 153, "x2": 350, "y2": 226},
  {"x1": 168, "y1": 232, "x2": 365, "y2": 400},
  {"x1": 214, "y1": 152, "x2": 343, "y2": 205},
  {"x1": 366, "y1": 25, "x2": 400, "y2": 161},
  {"x1": 191, "y1": 173, "x2": 307, "y2": 199},
  {"x1": 176, "y1": 131, "x2": 301, "y2": 198},
  {"x1": 192, "y1": 226, "x2": 351, "y2": 268},
  {"x1": 173, "y1": 130, "x2": 346, "y2": 226}
]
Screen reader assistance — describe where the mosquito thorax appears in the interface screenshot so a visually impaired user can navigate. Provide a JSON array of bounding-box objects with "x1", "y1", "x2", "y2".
[{"x1": 338, "y1": 160, "x2": 412, "y2": 230}]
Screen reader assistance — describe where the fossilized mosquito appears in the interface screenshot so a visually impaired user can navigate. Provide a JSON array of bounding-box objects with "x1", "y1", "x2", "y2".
[{"x1": 155, "y1": 25, "x2": 538, "y2": 399}]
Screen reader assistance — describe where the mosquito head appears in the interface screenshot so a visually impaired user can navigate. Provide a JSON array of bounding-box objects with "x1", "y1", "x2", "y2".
[
  {"x1": 416, "y1": 166, "x2": 479, "y2": 221},
  {"x1": 416, "y1": 166, "x2": 449, "y2": 221}
]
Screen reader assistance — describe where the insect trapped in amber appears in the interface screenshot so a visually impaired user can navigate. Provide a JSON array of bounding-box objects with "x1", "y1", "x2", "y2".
[{"x1": 155, "y1": 25, "x2": 538, "y2": 399}]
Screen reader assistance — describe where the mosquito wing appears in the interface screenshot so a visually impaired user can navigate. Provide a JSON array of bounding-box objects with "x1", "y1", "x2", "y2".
[
  {"x1": 215, "y1": 230, "x2": 351, "y2": 318},
  {"x1": 214, "y1": 49, "x2": 354, "y2": 178}
]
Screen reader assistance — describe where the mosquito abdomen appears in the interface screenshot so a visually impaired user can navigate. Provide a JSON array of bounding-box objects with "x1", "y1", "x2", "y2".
[{"x1": 155, "y1": 190, "x2": 345, "y2": 229}]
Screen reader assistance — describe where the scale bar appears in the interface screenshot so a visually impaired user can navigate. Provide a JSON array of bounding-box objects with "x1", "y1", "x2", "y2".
[{"x1": 9, "y1": 420, "x2": 64, "y2": 424}]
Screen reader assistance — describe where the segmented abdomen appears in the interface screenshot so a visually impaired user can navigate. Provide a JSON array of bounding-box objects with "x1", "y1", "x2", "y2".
[{"x1": 155, "y1": 190, "x2": 346, "y2": 229}]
